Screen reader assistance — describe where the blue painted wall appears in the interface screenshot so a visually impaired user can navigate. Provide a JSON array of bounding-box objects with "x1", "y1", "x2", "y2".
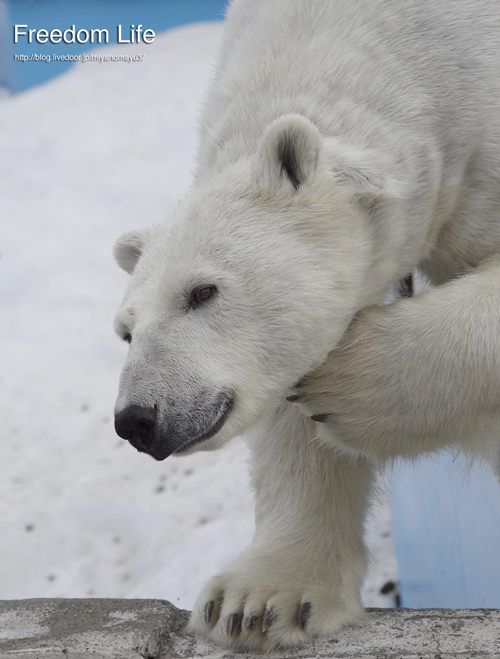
[
  {"x1": 389, "y1": 452, "x2": 500, "y2": 608},
  {"x1": 3, "y1": 0, "x2": 228, "y2": 92},
  {"x1": 0, "y1": 1, "x2": 14, "y2": 89}
]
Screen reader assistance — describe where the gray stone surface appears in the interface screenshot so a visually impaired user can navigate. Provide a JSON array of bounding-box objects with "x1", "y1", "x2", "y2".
[{"x1": 0, "y1": 600, "x2": 499, "y2": 659}]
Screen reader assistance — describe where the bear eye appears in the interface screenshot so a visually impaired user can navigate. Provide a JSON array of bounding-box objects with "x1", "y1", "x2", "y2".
[
  {"x1": 123, "y1": 332, "x2": 132, "y2": 344},
  {"x1": 190, "y1": 285, "x2": 217, "y2": 307}
]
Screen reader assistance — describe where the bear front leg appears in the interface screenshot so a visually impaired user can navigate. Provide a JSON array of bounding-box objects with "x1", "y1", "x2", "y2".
[
  {"x1": 291, "y1": 257, "x2": 500, "y2": 462},
  {"x1": 188, "y1": 404, "x2": 374, "y2": 651}
]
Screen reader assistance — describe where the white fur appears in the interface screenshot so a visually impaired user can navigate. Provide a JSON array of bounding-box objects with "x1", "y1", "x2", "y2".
[{"x1": 114, "y1": 0, "x2": 500, "y2": 650}]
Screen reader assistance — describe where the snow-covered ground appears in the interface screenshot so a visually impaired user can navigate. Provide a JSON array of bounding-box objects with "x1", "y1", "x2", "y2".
[{"x1": 0, "y1": 23, "x2": 397, "y2": 610}]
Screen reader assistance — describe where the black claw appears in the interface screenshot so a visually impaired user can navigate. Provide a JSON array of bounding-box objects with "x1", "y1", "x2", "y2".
[
  {"x1": 262, "y1": 606, "x2": 276, "y2": 633},
  {"x1": 286, "y1": 394, "x2": 301, "y2": 402},
  {"x1": 226, "y1": 612, "x2": 242, "y2": 639},
  {"x1": 204, "y1": 601, "x2": 215, "y2": 626},
  {"x1": 398, "y1": 272, "x2": 414, "y2": 299},
  {"x1": 310, "y1": 413, "x2": 332, "y2": 423},
  {"x1": 380, "y1": 580, "x2": 397, "y2": 595},
  {"x1": 244, "y1": 615, "x2": 258, "y2": 633},
  {"x1": 296, "y1": 602, "x2": 312, "y2": 629}
]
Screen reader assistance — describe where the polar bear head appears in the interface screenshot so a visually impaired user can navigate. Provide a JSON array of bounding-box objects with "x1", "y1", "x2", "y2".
[{"x1": 113, "y1": 114, "x2": 394, "y2": 460}]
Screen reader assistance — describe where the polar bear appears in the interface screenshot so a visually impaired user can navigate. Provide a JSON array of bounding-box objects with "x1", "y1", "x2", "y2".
[{"x1": 113, "y1": 0, "x2": 500, "y2": 650}]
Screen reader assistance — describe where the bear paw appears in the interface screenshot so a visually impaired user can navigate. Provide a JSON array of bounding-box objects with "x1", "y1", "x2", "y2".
[{"x1": 188, "y1": 565, "x2": 365, "y2": 651}]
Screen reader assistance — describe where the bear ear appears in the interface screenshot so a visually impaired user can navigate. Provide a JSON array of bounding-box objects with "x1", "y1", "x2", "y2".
[
  {"x1": 324, "y1": 137, "x2": 404, "y2": 198},
  {"x1": 256, "y1": 114, "x2": 321, "y2": 193},
  {"x1": 113, "y1": 229, "x2": 148, "y2": 274}
]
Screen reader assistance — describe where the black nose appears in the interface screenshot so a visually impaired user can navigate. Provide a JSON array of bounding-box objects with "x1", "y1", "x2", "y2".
[{"x1": 114, "y1": 405, "x2": 157, "y2": 451}]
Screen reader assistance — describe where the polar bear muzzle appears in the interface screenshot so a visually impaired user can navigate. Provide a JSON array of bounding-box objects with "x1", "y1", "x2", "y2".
[{"x1": 114, "y1": 390, "x2": 234, "y2": 460}]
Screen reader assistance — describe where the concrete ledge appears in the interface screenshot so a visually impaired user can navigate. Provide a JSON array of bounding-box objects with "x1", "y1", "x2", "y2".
[{"x1": 1, "y1": 600, "x2": 499, "y2": 659}]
